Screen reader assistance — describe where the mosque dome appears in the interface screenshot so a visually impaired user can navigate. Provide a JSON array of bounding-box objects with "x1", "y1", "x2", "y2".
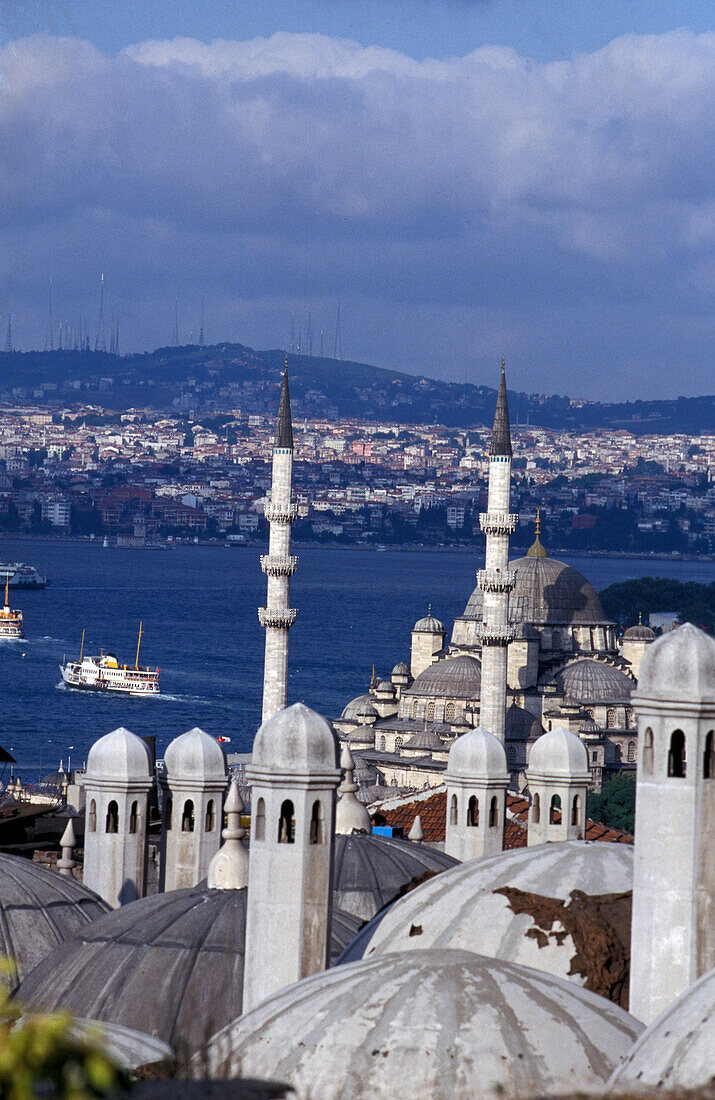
[
  {"x1": 462, "y1": 554, "x2": 607, "y2": 626},
  {"x1": 413, "y1": 610, "x2": 444, "y2": 633},
  {"x1": 333, "y1": 833, "x2": 457, "y2": 921},
  {"x1": 637, "y1": 622, "x2": 715, "y2": 702},
  {"x1": 338, "y1": 841, "x2": 634, "y2": 1005},
  {"x1": 0, "y1": 853, "x2": 109, "y2": 987},
  {"x1": 622, "y1": 621, "x2": 655, "y2": 642},
  {"x1": 164, "y1": 727, "x2": 227, "y2": 782},
  {"x1": 374, "y1": 679, "x2": 395, "y2": 694},
  {"x1": 505, "y1": 703, "x2": 544, "y2": 741},
  {"x1": 446, "y1": 727, "x2": 508, "y2": 779},
  {"x1": 85, "y1": 726, "x2": 152, "y2": 782},
  {"x1": 403, "y1": 727, "x2": 445, "y2": 752},
  {"x1": 391, "y1": 661, "x2": 411, "y2": 677},
  {"x1": 405, "y1": 655, "x2": 482, "y2": 699},
  {"x1": 14, "y1": 885, "x2": 362, "y2": 1054},
  {"x1": 252, "y1": 702, "x2": 338, "y2": 773},
  {"x1": 196, "y1": 949, "x2": 643, "y2": 1099},
  {"x1": 340, "y1": 693, "x2": 373, "y2": 720},
  {"x1": 608, "y1": 967, "x2": 715, "y2": 1091},
  {"x1": 548, "y1": 659, "x2": 634, "y2": 705},
  {"x1": 354, "y1": 699, "x2": 378, "y2": 720},
  {"x1": 528, "y1": 727, "x2": 590, "y2": 779}
]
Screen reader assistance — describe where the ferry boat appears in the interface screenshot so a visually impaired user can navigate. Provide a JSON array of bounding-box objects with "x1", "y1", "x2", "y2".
[
  {"x1": 0, "y1": 576, "x2": 23, "y2": 639},
  {"x1": 59, "y1": 623, "x2": 160, "y2": 695},
  {"x1": 0, "y1": 562, "x2": 47, "y2": 589}
]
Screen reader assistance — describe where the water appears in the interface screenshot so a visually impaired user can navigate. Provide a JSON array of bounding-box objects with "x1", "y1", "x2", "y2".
[{"x1": 2, "y1": 538, "x2": 713, "y2": 778}]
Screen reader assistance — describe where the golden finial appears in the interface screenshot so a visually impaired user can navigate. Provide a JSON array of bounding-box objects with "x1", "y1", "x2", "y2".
[
  {"x1": 638, "y1": 611, "x2": 642, "y2": 626},
  {"x1": 370, "y1": 663, "x2": 376, "y2": 687},
  {"x1": 527, "y1": 507, "x2": 547, "y2": 558},
  {"x1": 428, "y1": 603, "x2": 432, "y2": 616},
  {"x1": 284, "y1": 354, "x2": 288, "y2": 373},
  {"x1": 501, "y1": 356, "x2": 506, "y2": 371},
  {"x1": 535, "y1": 507, "x2": 541, "y2": 536}
]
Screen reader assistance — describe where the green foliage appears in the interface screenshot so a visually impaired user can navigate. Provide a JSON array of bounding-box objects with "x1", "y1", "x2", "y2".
[
  {"x1": 587, "y1": 773, "x2": 636, "y2": 835},
  {"x1": 599, "y1": 576, "x2": 715, "y2": 634},
  {"x1": 0, "y1": 966, "x2": 128, "y2": 1100}
]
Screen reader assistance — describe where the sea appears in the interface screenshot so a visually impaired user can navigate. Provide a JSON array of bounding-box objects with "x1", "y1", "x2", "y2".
[{"x1": 1, "y1": 538, "x2": 713, "y2": 780}]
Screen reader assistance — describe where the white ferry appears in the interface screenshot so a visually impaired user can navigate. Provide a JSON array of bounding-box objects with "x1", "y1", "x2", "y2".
[
  {"x1": 59, "y1": 623, "x2": 160, "y2": 695},
  {"x1": 0, "y1": 576, "x2": 23, "y2": 639},
  {"x1": 0, "y1": 562, "x2": 47, "y2": 589}
]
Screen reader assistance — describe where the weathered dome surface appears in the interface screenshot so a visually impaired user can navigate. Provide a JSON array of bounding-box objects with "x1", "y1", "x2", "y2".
[
  {"x1": 506, "y1": 703, "x2": 544, "y2": 741},
  {"x1": 85, "y1": 726, "x2": 152, "y2": 782},
  {"x1": 0, "y1": 853, "x2": 109, "y2": 987},
  {"x1": 196, "y1": 950, "x2": 643, "y2": 1099},
  {"x1": 164, "y1": 727, "x2": 227, "y2": 782},
  {"x1": 413, "y1": 612, "x2": 444, "y2": 633},
  {"x1": 339, "y1": 842, "x2": 634, "y2": 1005},
  {"x1": 404, "y1": 727, "x2": 445, "y2": 752},
  {"x1": 392, "y1": 661, "x2": 411, "y2": 677},
  {"x1": 637, "y1": 621, "x2": 715, "y2": 702},
  {"x1": 548, "y1": 659, "x2": 633, "y2": 704},
  {"x1": 333, "y1": 833, "x2": 457, "y2": 921},
  {"x1": 462, "y1": 554, "x2": 607, "y2": 626},
  {"x1": 252, "y1": 702, "x2": 338, "y2": 773},
  {"x1": 375, "y1": 679, "x2": 395, "y2": 694},
  {"x1": 609, "y1": 968, "x2": 715, "y2": 1090},
  {"x1": 528, "y1": 727, "x2": 591, "y2": 779},
  {"x1": 446, "y1": 727, "x2": 509, "y2": 779},
  {"x1": 354, "y1": 700, "x2": 378, "y2": 719},
  {"x1": 340, "y1": 693, "x2": 372, "y2": 720},
  {"x1": 14, "y1": 885, "x2": 360, "y2": 1053},
  {"x1": 405, "y1": 655, "x2": 481, "y2": 699},
  {"x1": 622, "y1": 622, "x2": 655, "y2": 641},
  {"x1": 64, "y1": 1020, "x2": 173, "y2": 1073}
]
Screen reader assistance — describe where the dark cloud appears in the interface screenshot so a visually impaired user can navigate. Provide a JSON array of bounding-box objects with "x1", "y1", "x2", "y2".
[{"x1": 0, "y1": 30, "x2": 712, "y2": 397}]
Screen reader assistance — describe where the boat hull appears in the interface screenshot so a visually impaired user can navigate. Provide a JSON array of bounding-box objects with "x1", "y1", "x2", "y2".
[{"x1": 59, "y1": 664, "x2": 160, "y2": 696}]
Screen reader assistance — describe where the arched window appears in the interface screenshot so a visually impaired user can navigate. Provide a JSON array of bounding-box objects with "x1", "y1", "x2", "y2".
[
  {"x1": 549, "y1": 794, "x2": 561, "y2": 824},
  {"x1": 278, "y1": 799, "x2": 295, "y2": 844},
  {"x1": 571, "y1": 794, "x2": 580, "y2": 826},
  {"x1": 704, "y1": 731, "x2": 714, "y2": 780},
  {"x1": 182, "y1": 799, "x2": 195, "y2": 832},
  {"x1": 551, "y1": 630, "x2": 561, "y2": 650},
  {"x1": 379, "y1": 735, "x2": 386, "y2": 751},
  {"x1": 449, "y1": 793, "x2": 458, "y2": 826},
  {"x1": 395, "y1": 737, "x2": 403, "y2": 752},
  {"x1": 129, "y1": 800, "x2": 139, "y2": 834},
  {"x1": 467, "y1": 795, "x2": 479, "y2": 827},
  {"x1": 531, "y1": 793, "x2": 540, "y2": 824},
  {"x1": 607, "y1": 708, "x2": 617, "y2": 728},
  {"x1": 643, "y1": 728, "x2": 654, "y2": 775},
  {"x1": 627, "y1": 740, "x2": 636, "y2": 763},
  {"x1": 668, "y1": 730, "x2": 686, "y2": 778},
  {"x1": 489, "y1": 796, "x2": 498, "y2": 828},
  {"x1": 309, "y1": 800, "x2": 325, "y2": 845},
  {"x1": 205, "y1": 799, "x2": 216, "y2": 832},
  {"x1": 445, "y1": 703, "x2": 455, "y2": 722},
  {"x1": 164, "y1": 794, "x2": 172, "y2": 831},
  {"x1": 412, "y1": 702, "x2": 419, "y2": 719},
  {"x1": 507, "y1": 746, "x2": 516, "y2": 764},
  {"x1": 426, "y1": 701, "x2": 435, "y2": 720},
  {"x1": 88, "y1": 799, "x2": 97, "y2": 832},
  {"x1": 105, "y1": 800, "x2": 119, "y2": 834},
  {"x1": 254, "y1": 797, "x2": 266, "y2": 841}
]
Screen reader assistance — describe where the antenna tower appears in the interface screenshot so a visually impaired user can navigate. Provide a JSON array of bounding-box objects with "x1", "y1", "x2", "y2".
[
  {"x1": 319, "y1": 327, "x2": 324, "y2": 357},
  {"x1": 290, "y1": 311, "x2": 295, "y2": 355},
  {"x1": 45, "y1": 278, "x2": 54, "y2": 351},
  {"x1": 199, "y1": 296, "x2": 205, "y2": 347},
  {"x1": 4, "y1": 315, "x2": 13, "y2": 354},
  {"x1": 307, "y1": 311, "x2": 313, "y2": 356},
  {"x1": 94, "y1": 274, "x2": 105, "y2": 352},
  {"x1": 333, "y1": 303, "x2": 342, "y2": 360},
  {"x1": 172, "y1": 299, "x2": 179, "y2": 346}
]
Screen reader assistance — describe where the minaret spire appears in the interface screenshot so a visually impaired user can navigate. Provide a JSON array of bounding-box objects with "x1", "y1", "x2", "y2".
[
  {"x1": 477, "y1": 359, "x2": 518, "y2": 742},
  {"x1": 258, "y1": 359, "x2": 299, "y2": 723}
]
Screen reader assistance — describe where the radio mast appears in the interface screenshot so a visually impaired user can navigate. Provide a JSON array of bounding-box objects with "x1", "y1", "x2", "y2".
[{"x1": 94, "y1": 274, "x2": 105, "y2": 352}]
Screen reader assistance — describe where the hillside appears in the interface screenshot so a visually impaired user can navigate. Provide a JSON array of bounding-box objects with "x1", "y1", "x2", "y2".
[{"x1": 0, "y1": 343, "x2": 712, "y2": 433}]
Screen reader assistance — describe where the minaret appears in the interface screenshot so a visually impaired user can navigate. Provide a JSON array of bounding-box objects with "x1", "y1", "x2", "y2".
[
  {"x1": 478, "y1": 360, "x2": 517, "y2": 740},
  {"x1": 259, "y1": 362, "x2": 298, "y2": 723}
]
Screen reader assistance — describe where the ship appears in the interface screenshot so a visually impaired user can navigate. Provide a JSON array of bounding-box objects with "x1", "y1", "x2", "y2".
[
  {"x1": 0, "y1": 562, "x2": 47, "y2": 589},
  {"x1": 0, "y1": 575, "x2": 23, "y2": 639},
  {"x1": 59, "y1": 623, "x2": 160, "y2": 695}
]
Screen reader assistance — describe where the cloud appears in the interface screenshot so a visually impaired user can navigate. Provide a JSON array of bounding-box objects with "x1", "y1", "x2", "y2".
[{"x1": 0, "y1": 29, "x2": 712, "y2": 397}]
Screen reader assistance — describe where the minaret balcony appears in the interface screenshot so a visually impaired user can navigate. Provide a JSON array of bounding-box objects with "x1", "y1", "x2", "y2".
[
  {"x1": 264, "y1": 502, "x2": 298, "y2": 524},
  {"x1": 478, "y1": 623, "x2": 516, "y2": 646},
  {"x1": 258, "y1": 607, "x2": 298, "y2": 629},
  {"x1": 479, "y1": 512, "x2": 518, "y2": 535},
  {"x1": 477, "y1": 568, "x2": 516, "y2": 593},
  {"x1": 260, "y1": 555, "x2": 298, "y2": 577}
]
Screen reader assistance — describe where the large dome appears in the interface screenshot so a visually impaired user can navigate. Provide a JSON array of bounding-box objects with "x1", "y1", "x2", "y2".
[
  {"x1": 333, "y1": 833, "x2": 458, "y2": 921},
  {"x1": 196, "y1": 950, "x2": 643, "y2": 1099},
  {"x1": 339, "y1": 841, "x2": 634, "y2": 1005},
  {"x1": 404, "y1": 654, "x2": 481, "y2": 699},
  {"x1": 462, "y1": 554, "x2": 607, "y2": 626},
  {"x1": 548, "y1": 659, "x2": 634, "y2": 704}
]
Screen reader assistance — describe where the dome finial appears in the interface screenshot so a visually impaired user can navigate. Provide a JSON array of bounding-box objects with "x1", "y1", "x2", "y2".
[
  {"x1": 527, "y1": 508, "x2": 547, "y2": 558},
  {"x1": 335, "y1": 744, "x2": 372, "y2": 835},
  {"x1": 207, "y1": 778, "x2": 249, "y2": 890}
]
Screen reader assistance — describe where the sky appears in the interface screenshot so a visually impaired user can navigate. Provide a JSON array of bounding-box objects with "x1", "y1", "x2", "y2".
[{"x1": 0, "y1": 1, "x2": 712, "y2": 400}]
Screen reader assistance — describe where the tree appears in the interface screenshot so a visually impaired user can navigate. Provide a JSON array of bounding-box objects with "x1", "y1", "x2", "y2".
[{"x1": 587, "y1": 773, "x2": 636, "y2": 834}]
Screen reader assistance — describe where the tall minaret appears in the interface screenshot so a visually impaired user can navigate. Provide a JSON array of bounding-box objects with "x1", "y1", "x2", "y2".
[
  {"x1": 259, "y1": 362, "x2": 298, "y2": 723},
  {"x1": 478, "y1": 360, "x2": 517, "y2": 741}
]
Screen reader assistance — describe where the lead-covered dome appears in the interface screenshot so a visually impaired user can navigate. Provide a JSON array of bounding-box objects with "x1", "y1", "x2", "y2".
[
  {"x1": 85, "y1": 726, "x2": 152, "y2": 782},
  {"x1": 164, "y1": 727, "x2": 227, "y2": 782},
  {"x1": 623, "y1": 622, "x2": 655, "y2": 641},
  {"x1": 196, "y1": 950, "x2": 643, "y2": 1099},
  {"x1": 405, "y1": 655, "x2": 481, "y2": 699},
  {"x1": 252, "y1": 702, "x2": 338, "y2": 772},
  {"x1": 548, "y1": 659, "x2": 633, "y2": 704},
  {"x1": 413, "y1": 611, "x2": 444, "y2": 633},
  {"x1": 506, "y1": 703, "x2": 544, "y2": 741},
  {"x1": 447, "y1": 727, "x2": 508, "y2": 779},
  {"x1": 333, "y1": 833, "x2": 457, "y2": 921},
  {"x1": 340, "y1": 693, "x2": 373, "y2": 720},
  {"x1": 462, "y1": 554, "x2": 607, "y2": 626}
]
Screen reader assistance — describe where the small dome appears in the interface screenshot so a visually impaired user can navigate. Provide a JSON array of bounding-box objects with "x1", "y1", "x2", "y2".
[
  {"x1": 251, "y1": 702, "x2": 338, "y2": 773},
  {"x1": 339, "y1": 842, "x2": 634, "y2": 1004},
  {"x1": 196, "y1": 950, "x2": 643, "y2": 1099},
  {"x1": 505, "y1": 703, "x2": 544, "y2": 742},
  {"x1": 355, "y1": 700, "x2": 378, "y2": 719},
  {"x1": 347, "y1": 725, "x2": 375, "y2": 748},
  {"x1": 164, "y1": 727, "x2": 227, "y2": 783},
  {"x1": 85, "y1": 726, "x2": 152, "y2": 783},
  {"x1": 391, "y1": 661, "x2": 411, "y2": 677},
  {"x1": 413, "y1": 610, "x2": 444, "y2": 633},
  {"x1": 333, "y1": 833, "x2": 457, "y2": 921},
  {"x1": 446, "y1": 727, "x2": 509, "y2": 779},
  {"x1": 340, "y1": 693, "x2": 373, "y2": 720},
  {"x1": 375, "y1": 678, "x2": 393, "y2": 692},
  {"x1": 528, "y1": 727, "x2": 590, "y2": 780},
  {"x1": 0, "y1": 853, "x2": 108, "y2": 987},
  {"x1": 637, "y1": 622, "x2": 715, "y2": 702},
  {"x1": 406, "y1": 655, "x2": 482, "y2": 699},
  {"x1": 403, "y1": 727, "x2": 445, "y2": 752},
  {"x1": 609, "y1": 967, "x2": 714, "y2": 1091},
  {"x1": 548, "y1": 659, "x2": 633, "y2": 704},
  {"x1": 622, "y1": 622, "x2": 655, "y2": 641}
]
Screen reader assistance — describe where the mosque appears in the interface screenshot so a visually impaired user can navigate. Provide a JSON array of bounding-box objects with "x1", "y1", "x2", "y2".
[{"x1": 1, "y1": 366, "x2": 713, "y2": 1098}]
